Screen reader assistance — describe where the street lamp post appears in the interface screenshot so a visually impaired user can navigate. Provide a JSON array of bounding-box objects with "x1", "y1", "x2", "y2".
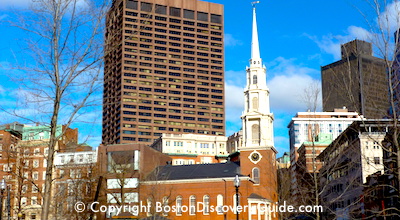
[
  {"x1": 0, "y1": 179, "x2": 6, "y2": 220},
  {"x1": 234, "y1": 175, "x2": 240, "y2": 220}
]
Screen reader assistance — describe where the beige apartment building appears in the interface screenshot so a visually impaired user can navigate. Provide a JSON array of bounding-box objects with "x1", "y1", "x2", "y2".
[
  {"x1": 103, "y1": 0, "x2": 225, "y2": 145},
  {"x1": 150, "y1": 133, "x2": 228, "y2": 165}
]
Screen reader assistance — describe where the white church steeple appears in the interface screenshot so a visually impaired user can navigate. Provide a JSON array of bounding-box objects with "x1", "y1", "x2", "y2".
[
  {"x1": 240, "y1": 2, "x2": 275, "y2": 151},
  {"x1": 250, "y1": 2, "x2": 261, "y2": 65}
]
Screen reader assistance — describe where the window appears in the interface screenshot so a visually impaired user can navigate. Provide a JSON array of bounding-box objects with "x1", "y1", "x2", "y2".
[
  {"x1": 33, "y1": 160, "x2": 39, "y2": 168},
  {"x1": 203, "y1": 195, "x2": 210, "y2": 215},
  {"x1": 176, "y1": 196, "x2": 182, "y2": 215},
  {"x1": 33, "y1": 172, "x2": 39, "y2": 180},
  {"x1": 189, "y1": 195, "x2": 196, "y2": 215},
  {"x1": 211, "y1": 14, "x2": 222, "y2": 23},
  {"x1": 126, "y1": 0, "x2": 138, "y2": 10},
  {"x1": 170, "y1": 7, "x2": 181, "y2": 17},
  {"x1": 183, "y1": 9, "x2": 194, "y2": 19},
  {"x1": 252, "y1": 124, "x2": 260, "y2": 144},
  {"x1": 155, "y1": 5, "x2": 166, "y2": 14},
  {"x1": 197, "y1": 12, "x2": 208, "y2": 21},
  {"x1": 21, "y1": 197, "x2": 27, "y2": 206},
  {"x1": 374, "y1": 157, "x2": 380, "y2": 164},
  {"x1": 253, "y1": 75, "x2": 257, "y2": 84},
  {"x1": 252, "y1": 167, "x2": 260, "y2": 184}
]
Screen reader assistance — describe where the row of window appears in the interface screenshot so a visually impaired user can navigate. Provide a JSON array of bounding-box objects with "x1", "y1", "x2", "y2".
[
  {"x1": 121, "y1": 130, "x2": 224, "y2": 140},
  {"x1": 157, "y1": 194, "x2": 227, "y2": 216},
  {"x1": 125, "y1": 1, "x2": 222, "y2": 24},
  {"x1": 123, "y1": 98, "x2": 223, "y2": 106}
]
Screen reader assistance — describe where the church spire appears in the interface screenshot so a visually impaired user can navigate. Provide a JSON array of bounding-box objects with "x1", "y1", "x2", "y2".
[{"x1": 251, "y1": 1, "x2": 260, "y2": 60}]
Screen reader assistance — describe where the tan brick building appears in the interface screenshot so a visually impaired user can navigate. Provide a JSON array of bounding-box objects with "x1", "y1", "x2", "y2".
[{"x1": 102, "y1": 0, "x2": 225, "y2": 145}]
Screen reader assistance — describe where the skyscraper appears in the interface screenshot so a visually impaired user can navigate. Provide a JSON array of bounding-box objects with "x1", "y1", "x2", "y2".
[
  {"x1": 103, "y1": 0, "x2": 225, "y2": 145},
  {"x1": 321, "y1": 40, "x2": 389, "y2": 119}
]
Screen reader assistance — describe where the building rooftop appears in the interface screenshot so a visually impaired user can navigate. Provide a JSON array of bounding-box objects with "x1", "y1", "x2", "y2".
[{"x1": 150, "y1": 162, "x2": 241, "y2": 181}]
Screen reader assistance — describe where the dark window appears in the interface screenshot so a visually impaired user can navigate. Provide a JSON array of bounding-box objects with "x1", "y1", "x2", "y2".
[
  {"x1": 154, "y1": 108, "x2": 166, "y2": 111},
  {"x1": 126, "y1": 0, "x2": 138, "y2": 10},
  {"x1": 169, "y1": 36, "x2": 181, "y2": 41},
  {"x1": 155, "y1": 16, "x2": 167, "y2": 21},
  {"x1": 140, "y1": 14, "x2": 152, "y2": 19},
  {"x1": 170, "y1": 18, "x2": 181, "y2": 23},
  {"x1": 139, "y1": 118, "x2": 151, "y2": 123},
  {"x1": 211, "y1": 14, "x2": 222, "y2": 23},
  {"x1": 170, "y1": 7, "x2": 181, "y2": 17},
  {"x1": 139, "y1": 87, "x2": 151, "y2": 91},
  {"x1": 184, "y1": 98, "x2": 195, "y2": 102},
  {"x1": 154, "y1": 89, "x2": 166, "y2": 93},
  {"x1": 169, "y1": 115, "x2": 181, "y2": 119},
  {"x1": 124, "y1": 73, "x2": 137, "y2": 77},
  {"x1": 155, "y1": 5, "x2": 166, "y2": 14},
  {"x1": 124, "y1": 86, "x2": 136, "y2": 90},
  {"x1": 140, "y1": 2, "x2": 152, "y2": 12},
  {"x1": 139, "y1": 106, "x2": 152, "y2": 110},
  {"x1": 197, "y1": 12, "x2": 208, "y2": 21},
  {"x1": 123, "y1": 104, "x2": 136, "y2": 109},
  {"x1": 123, "y1": 111, "x2": 136, "y2": 115},
  {"x1": 183, "y1": 20, "x2": 195, "y2": 25},
  {"x1": 197, "y1": 23, "x2": 208, "y2": 28},
  {"x1": 183, "y1": 9, "x2": 194, "y2": 19},
  {"x1": 139, "y1": 112, "x2": 151, "y2": 116},
  {"x1": 138, "y1": 138, "x2": 151, "y2": 142},
  {"x1": 126, "y1": 11, "x2": 138, "y2": 16},
  {"x1": 184, "y1": 117, "x2": 195, "y2": 120}
]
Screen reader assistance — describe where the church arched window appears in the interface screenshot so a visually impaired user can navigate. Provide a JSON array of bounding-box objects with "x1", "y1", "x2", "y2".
[
  {"x1": 252, "y1": 124, "x2": 260, "y2": 143},
  {"x1": 252, "y1": 167, "x2": 260, "y2": 184},
  {"x1": 252, "y1": 97, "x2": 258, "y2": 111},
  {"x1": 253, "y1": 75, "x2": 257, "y2": 84}
]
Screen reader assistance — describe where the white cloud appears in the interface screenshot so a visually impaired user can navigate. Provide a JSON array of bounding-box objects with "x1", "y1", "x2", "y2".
[
  {"x1": 269, "y1": 74, "x2": 321, "y2": 112},
  {"x1": 268, "y1": 57, "x2": 321, "y2": 112},
  {"x1": 225, "y1": 83, "x2": 244, "y2": 110},
  {"x1": 225, "y1": 33, "x2": 243, "y2": 47},
  {"x1": 376, "y1": 1, "x2": 400, "y2": 32},
  {"x1": 306, "y1": 25, "x2": 372, "y2": 60}
]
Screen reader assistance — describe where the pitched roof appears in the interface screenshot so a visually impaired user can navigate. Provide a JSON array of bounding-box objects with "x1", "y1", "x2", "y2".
[{"x1": 150, "y1": 162, "x2": 241, "y2": 180}]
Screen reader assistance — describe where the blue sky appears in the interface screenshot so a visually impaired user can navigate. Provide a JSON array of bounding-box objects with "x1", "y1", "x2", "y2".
[{"x1": 0, "y1": 0, "x2": 394, "y2": 156}]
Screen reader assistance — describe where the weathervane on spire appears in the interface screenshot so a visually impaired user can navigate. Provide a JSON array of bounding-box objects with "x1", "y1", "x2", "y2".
[{"x1": 251, "y1": 1, "x2": 260, "y2": 8}]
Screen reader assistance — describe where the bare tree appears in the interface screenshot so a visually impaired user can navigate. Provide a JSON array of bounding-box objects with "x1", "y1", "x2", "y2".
[{"x1": 3, "y1": 0, "x2": 109, "y2": 218}]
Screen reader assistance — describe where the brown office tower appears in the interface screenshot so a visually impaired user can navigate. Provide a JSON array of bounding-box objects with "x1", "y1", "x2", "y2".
[
  {"x1": 103, "y1": 0, "x2": 225, "y2": 145},
  {"x1": 321, "y1": 40, "x2": 389, "y2": 119}
]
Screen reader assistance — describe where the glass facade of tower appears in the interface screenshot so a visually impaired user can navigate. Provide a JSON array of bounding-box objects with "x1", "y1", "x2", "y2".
[{"x1": 103, "y1": 0, "x2": 225, "y2": 145}]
